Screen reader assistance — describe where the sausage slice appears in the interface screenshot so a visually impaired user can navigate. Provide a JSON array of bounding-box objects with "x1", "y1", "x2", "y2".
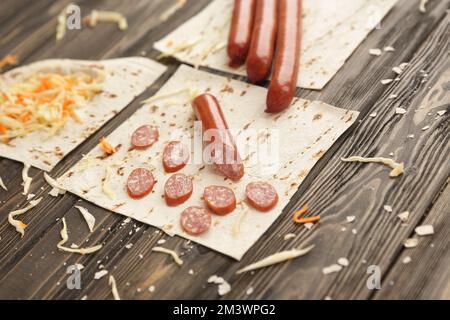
[
  {"x1": 246, "y1": 181, "x2": 278, "y2": 211},
  {"x1": 162, "y1": 141, "x2": 190, "y2": 173},
  {"x1": 180, "y1": 206, "x2": 212, "y2": 236},
  {"x1": 126, "y1": 168, "x2": 155, "y2": 199},
  {"x1": 203, "y1": 185, "x2": 236, "y2": 215},
  {"x1": 164, "y1": 173, "x2": 193, "y2": 206},
  {"x1": 131, "y1": 125, "x2": 159, "y2": 149}
]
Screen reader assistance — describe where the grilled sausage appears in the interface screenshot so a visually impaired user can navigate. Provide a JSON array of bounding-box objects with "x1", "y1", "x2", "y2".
[
  {"x1": 266, "y1": 0, "x2": 302, "y2": 113},
  {"x1": 246, "y1": 0, "x2": 278, "y2": 83},
  {"x1": 227, "y1": 0, "x2": 257, "y2": 67},
  {"x1": 192, "y1": 93, "x2": 244, "y2": 181}
]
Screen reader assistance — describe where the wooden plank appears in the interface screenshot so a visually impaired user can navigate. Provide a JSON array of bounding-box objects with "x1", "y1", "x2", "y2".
[
  {"x1": 0, "y1": 0, "x2": 448, "y2": 300},
  {"x1": 0, "y1": 0, "x2": 210, "y2": 299},
  {"x1": 45, "y1": 1, "x2": 449, "y2": 300},
  {"x1": 374, "y1": 182, "x2": 450, "y2": 300},
  {"x1": 0, "y1": 0, "x2": 56, "y2": 45},
  {"x1": 255, "y1": 12, "x2": 450, "y2": 300}
]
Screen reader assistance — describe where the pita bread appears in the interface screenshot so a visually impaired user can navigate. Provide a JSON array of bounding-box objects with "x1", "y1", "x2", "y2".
[
  {"x1": 57, "y1": 65, "x2": 358, "y2": 260},
  {"x1": 0, "y1": 57, "x2": 166, "y2": 171},
  {"x1": 154, "y1": 0, "x2": 398, "y2": 90}
]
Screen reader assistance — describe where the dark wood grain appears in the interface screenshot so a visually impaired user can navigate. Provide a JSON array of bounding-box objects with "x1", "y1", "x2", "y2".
[
  {"x1": 374, "y1": 182, "x2": 450, "y2": 300},
  {"x1": 0, "y1": 0, "x2": 449, "y2": 300}
]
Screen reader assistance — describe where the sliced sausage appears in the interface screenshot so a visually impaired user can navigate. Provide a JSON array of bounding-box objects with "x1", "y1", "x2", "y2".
[
  {"x1": 164, "y1": 173, "x2": 193, "y2": 206},
  {"x1": 162, "y1": 141, "x2": 190, "y2": 173},
  {"x1": 227, "y1": 0, "x2": 257, "y2": 67},
  {"x1": 246, "y1": 0, "x2": 278, "y2": 83},
  {"x1": 180, "y1": 206, "x2": 212, "y2": 236},
  {"x1": 203, "y1": 185, "x2": 236, "y2": 215},
  {"x1": 192, "y1": 94, "x2": 244, "y2": 181},
  {"x1": 246, "y1": 181, "x2": 278, "y2": 212},
  {"x1": 266, "y1": 0, "x2": 302, "y2": 113},
  {"x1": 131, "y1": 125, "x2": 159, "y2": 149},
  {"x1": 126, "y1": 168, "x2": 155, "y2": 199},
  {"x1": 213, "y1": 162, "x2": 244, "y2": 182}
]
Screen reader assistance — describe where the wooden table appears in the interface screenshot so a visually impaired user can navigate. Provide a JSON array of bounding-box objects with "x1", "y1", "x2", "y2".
[{"x1": 0, "y1": 0, "x2": 449, "y2": 300}]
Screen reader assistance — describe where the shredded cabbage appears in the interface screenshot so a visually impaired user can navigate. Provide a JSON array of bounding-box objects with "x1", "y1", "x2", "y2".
[{"x1": 0, "y1": 69, "x2": 104, "y2": 141}]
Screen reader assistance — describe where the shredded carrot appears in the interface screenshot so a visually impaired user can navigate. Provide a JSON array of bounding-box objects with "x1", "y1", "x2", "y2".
[
  {"x1": 99, "y1": 137, "x2": 116, "y2": 155},
  {"x1": 68, "y1": 109, "x2": 82, "y2": 123},
  {"x1": 0, "y1": 54, "x2": 18, "y2": 70},
  {"x1": 293, "y1": 204, "x2": 320, "y2": 224},
  {"x1": 295, "y1": 216, "x2": 321, "y2": 224},
  {"x1": 33, "y1": 75, "x2": 53, "y2": 92},
  {"x1": 0, "y1": 69, "x2": 104, "y2": 141},
  {"x1": 20, "y1": 112, "x2": 32, "y2": 123},
  {"x1": 293, "y1": 204, "x2": 309, "y2": 222}
]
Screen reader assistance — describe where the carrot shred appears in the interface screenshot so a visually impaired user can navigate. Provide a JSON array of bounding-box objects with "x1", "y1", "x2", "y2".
[
  {"x1": 68, "y1": 109, "x2": 82, "y2": 123},
  {"x1": 295, "y1": 216, "x2": 321, "y2": 224},
  {"x1": 0, "y1": 69, "x2": 103, "y2": 140},
  {"x1": 20, "y1": 112, "x2": 32, "y2": 123},
  {"x1": 99, "y1": 137, "x2": 116, "y2": 155},
  {"x1": 293, "y1": 204, "x2": 309, "y2": 222},
  {"x1": 293, "y1": 204, "x2": 320, "y2": 224},
  {"x1": 0, "y1": 54, "x2": 18, "y2": 70},
  {"x1": 33, "y1": 76, "x2": 53, "y2": 92}
]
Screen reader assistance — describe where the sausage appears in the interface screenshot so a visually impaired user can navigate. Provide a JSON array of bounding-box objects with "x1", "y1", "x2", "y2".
[
  {"x1": 246, "y1": 181, "x2": 278, "y2": 211},
  {"x1": 180, "y1": 206, "x2": 212, "y2": 236},
  {"x1": 162, "y1": 141, "x2": 190, "y2": 173},
  {"x1": 246, "y1": 0, "x2": 278, "y2": 83},
  {"x1": 164, "y1": 173, "x2": 193, "y2": 206},
  {"x1": 203, "y1": 185, "x2": 236, "y2": 215},
  {"x1": 126, "y1": 168, "x2": 155, "y2": 199},
  {"x1": 227, "y1": 0, "x2": 257, "y2": 67},
  {"x1": 266, "y1": 0, "x2": 302, "y2": 113},
  {"x1": 192, "y1": 94, "x2": 244, "y2": 181},
  {"x1": 131, "y1": 125, "x2": 159, "y2": 149}
]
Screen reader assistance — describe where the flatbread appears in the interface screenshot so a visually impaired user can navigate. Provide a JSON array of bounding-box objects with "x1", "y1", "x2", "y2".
[
  {"x1": 154, "y1": 0, "x2": 398, "y2": 90},
  {"x1": 57, "y1": 65, "x2": 359, "y2": 260},
  {"x1": 0, "y1": 58, "x2": 166, "y2": 171}
]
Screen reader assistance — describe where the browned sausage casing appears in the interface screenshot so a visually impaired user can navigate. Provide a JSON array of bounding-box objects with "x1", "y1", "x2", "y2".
[
  {"x1": 266, "y1": 0, "x2": 302, "y2": 113},
  {"x1": 246, "y1": 0, "x2": 278, "y2": 83},
  {"x1": 227, "y1": 0, "x2": 257, "y2": 68},
  {"x1": 192, "y1": 94, "x2": 244, "y2": 181}
]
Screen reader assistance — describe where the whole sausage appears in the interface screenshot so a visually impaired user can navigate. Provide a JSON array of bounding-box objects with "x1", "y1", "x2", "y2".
[
  {"x1": 180, "y1": 206, "x2": 212, "y2": 236},
  {"x1": 164, "y1": 173, "x2": 193, "y2": 206},
  {"x1": 246, "y1": 0, "x2": 278, "y2": 83},
  {"x1": 227, "y1": 0, "x2": 257, "y2": 67},
  {"x1": 126, "y1": 168, "x2": 155, "y2": 199},
  {"x1": 203, "y1": 185, "x2": 236, "y2": 215},
  {"x1": 131, "y1": 125, "x2": 159, "y2": 149},
  {"x1": 266, "y1": 0, "x2": 302, "y2": 113},
  {"x1": 246, "y1": 181, "x2": 278, "y2": 212},
  {"x1": 192, "y1": 94, "x2": 244, "y2": 181}
]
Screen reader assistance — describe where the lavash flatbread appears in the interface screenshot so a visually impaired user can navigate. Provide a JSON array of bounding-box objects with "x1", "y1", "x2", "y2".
[
  {"x1": 154, "y1": 0, "x2": 398, "y2": 90},
  {"x1": 0, "y1": 57, "x2": 166, "y2": 171},
  {"x1": 57, "y1": 65, "x2": 359, "y2": 260}
]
